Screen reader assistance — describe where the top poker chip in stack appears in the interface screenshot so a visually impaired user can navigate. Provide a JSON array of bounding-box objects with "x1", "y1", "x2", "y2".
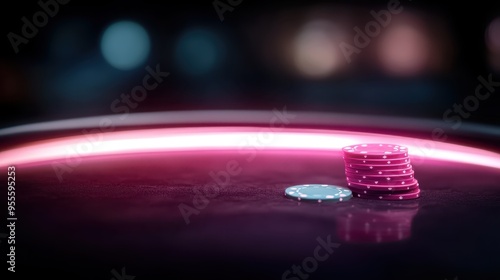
[{"x1": 342, "y1": 143, "x2": 420, "y2": 200}]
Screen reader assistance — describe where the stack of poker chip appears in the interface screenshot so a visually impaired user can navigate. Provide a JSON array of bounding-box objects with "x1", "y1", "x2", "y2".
[{"x1": 342, "y1": 143, "x2": 420, "y2": 200}]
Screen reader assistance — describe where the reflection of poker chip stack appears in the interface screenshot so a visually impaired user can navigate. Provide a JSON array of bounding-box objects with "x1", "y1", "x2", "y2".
[
  {"x1": 335, "y1": 201, "x2": 420, "y2": 243},
  {"x1": 342, "y1": 143, "x2": 420, "y2": 200}
]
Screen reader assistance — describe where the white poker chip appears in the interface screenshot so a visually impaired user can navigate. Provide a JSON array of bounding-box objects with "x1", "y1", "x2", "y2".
[{"x1": 284, "y1": 184, "x2": 352, "y2": 203}]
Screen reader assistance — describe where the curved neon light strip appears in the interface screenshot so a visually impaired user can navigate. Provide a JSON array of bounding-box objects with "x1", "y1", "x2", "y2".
[{"x1": 1, "y1": 127, "x2": 499, "y2": 169}]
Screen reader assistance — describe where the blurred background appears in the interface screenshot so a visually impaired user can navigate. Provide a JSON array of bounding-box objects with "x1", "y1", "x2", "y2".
[{"x1": 1, "y1": 0, "x2": 499, "y2": 129}]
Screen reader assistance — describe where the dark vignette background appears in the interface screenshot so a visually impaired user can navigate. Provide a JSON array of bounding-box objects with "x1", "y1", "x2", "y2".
[
  {"x1": 1, "y1": 1, "x2": 500, "y2": 280},
  {"x1": 0, "y1": 0, "x2": 500, "y2": 127}
]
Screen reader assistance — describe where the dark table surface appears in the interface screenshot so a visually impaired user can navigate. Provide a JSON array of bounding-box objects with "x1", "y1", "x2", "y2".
[{"x1": 7, "y1": 149, "x2": 500, "y2": 280}]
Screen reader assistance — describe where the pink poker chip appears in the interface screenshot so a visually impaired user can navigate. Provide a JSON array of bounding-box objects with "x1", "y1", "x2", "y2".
[
  {"x1": 352, "y1": 188, "x2": 421, "y2": 200},
  {"x1": 344, "y1": 167, "x2": 413, "y2": 175},
  {"x1": 345, "y1": 170, "x2": 414, "y2": 180},
  {"x1": 346, "y1": 163, "x2": 412, "y2": 170},
  {"x1": 346, "y1": 176, "x2": 415, "y2": 186},
  {"x1": 343, "y1": 157, "x2": 410, "y2": 165},
  {"x1": 347, "y1": 180, "x2": 419, "y2": 192},
  {"x1": 343, "y1": 143, "x2": 408, "y2": 159}
]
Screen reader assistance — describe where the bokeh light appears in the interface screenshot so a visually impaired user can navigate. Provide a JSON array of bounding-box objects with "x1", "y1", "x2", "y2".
[
  {"x1": 486, "y1": 17, "x2": 500, "y2": 71},
  {"x1": 376, "y1": 24, "x2": 431, "y2": 76},
  {"x1": 486, "y1": 17, "x2": 500, "y2": 53},
  {"x1": 100, "y1": 21, "x2": 151, "y2": 70},
  {"x1": 174, "y1": 28, "x2": 224, "y2": 76},
  {"x1": 292, "y1": 20, "x2": 345, "y2": 78}
]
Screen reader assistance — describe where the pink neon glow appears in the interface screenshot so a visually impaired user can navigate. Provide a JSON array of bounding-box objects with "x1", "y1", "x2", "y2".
[{"x1": 1, "y1": 127, "x2": 499, "y2": 169}]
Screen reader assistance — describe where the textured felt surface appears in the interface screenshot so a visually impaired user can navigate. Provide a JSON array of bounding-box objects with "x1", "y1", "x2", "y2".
[{"x1": 7, "y1": 150, "x2": 500, "y2": 279}]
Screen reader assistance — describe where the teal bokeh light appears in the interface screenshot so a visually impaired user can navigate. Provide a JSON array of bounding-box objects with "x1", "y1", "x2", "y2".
[{"x1": 100, "y1": 21, "x2": 150, "y2": 70}]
